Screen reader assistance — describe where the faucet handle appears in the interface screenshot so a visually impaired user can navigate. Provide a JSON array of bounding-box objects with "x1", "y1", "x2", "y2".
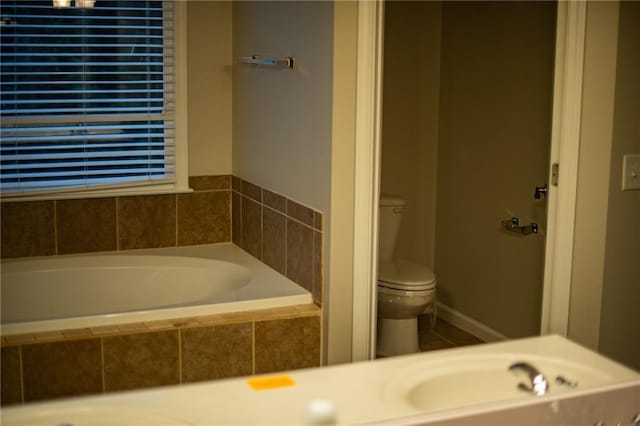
[{"x1": 509, "y1": 362, "x2": 549, "y2": 396}]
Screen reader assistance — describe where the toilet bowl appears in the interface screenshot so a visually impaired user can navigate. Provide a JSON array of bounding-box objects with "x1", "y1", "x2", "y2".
[
  {"x1": 376, "y1": 195, "x2": 437, "y2": 357},
  {"x1": 377, "y1": 260, "x2": 436, "y2": 357}
]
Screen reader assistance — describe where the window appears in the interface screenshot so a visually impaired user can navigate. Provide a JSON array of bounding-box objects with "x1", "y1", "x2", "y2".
[{"x1": 0, "y1": 0, "x2": 187, "y2": 198}]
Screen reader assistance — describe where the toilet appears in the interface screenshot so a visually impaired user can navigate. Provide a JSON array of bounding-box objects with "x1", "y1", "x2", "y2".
[{"x1": 376, "y1": 195, "x2": 437, "y2": 357}]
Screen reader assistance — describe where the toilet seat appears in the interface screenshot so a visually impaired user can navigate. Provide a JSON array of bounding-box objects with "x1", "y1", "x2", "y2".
[{"x1": 378, "y1": 259, "x2": 436, "y2": 291}]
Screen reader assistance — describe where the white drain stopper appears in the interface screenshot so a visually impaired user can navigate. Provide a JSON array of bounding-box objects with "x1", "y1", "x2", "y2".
[{"x1": 305, "y1": 399, "x2": 337, "y2": 425}]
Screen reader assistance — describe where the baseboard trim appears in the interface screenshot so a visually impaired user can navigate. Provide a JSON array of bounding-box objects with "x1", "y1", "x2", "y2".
[{"x1": 436, "y1": 302, "x2": 508, "y2": 343}]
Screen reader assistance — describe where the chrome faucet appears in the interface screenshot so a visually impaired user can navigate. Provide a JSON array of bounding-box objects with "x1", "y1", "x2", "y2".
[{"x1": 508, "y1": 362, "x2": 549, "y2": 396}]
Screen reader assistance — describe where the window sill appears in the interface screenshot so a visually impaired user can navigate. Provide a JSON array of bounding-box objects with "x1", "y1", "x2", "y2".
[{"x1": 1, "y1": 186, "x2": 194, "y2": 203}]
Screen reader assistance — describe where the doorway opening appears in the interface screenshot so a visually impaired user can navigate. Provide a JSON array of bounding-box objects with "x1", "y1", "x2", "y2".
[{"x1": 352, "y1": 1, "x2": 587, "y2": 361}]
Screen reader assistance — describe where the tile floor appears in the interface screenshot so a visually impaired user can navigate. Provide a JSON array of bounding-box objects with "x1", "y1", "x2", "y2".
[{"x1": 418, "y1": 314, "x2": 485, "y2": 352}]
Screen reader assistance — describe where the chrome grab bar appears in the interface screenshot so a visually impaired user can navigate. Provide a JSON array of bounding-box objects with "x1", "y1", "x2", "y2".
[
  {"x1": 509, "y1": 361, "x2": 549, "y2": 396},
  {"x1": 239, "y1": 55, "x2": 294, "y2": 69}
]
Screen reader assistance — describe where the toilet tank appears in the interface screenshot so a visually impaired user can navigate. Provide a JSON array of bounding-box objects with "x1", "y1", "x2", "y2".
[{"x1": 378, "y1": 195, "x2": 405, "y2": 261}]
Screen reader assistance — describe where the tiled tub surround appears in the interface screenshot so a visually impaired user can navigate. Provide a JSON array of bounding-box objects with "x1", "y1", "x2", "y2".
[
  {"x1": 0, "y1": 175, "x2": 324, "y2": 306},
  {"x1": 0, "y1": 175, "x2": 325, "y2": 405},
  {"x1": 231, "y1": 176, "x2": 324, "y2": 307},
  {"x1": 0, "y1": 175, "x2": 232, "y2": 258},
  {"x1": 1, "y1": 305, "x2": 321, "y2": 405}
]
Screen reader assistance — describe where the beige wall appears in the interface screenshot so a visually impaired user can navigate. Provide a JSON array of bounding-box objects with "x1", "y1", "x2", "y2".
[
  {"x1": 231, "y1": 1, "x2": 333, "y2": 214},
  {"x1": 568, "y1": 1, "x2": 619, "y2": 350},
  {"x1": 433, "y1": 2, "x2": 556, "y2": 338},
  {"x1": 598, "y1": 0, "x2": 640, "y2": 371},
  {"x1": 381, "y1": 1, "x2": 441, "y2": 269},
  {"x1": 187, "y1": 1, "x2": 233, "y2": 176}
]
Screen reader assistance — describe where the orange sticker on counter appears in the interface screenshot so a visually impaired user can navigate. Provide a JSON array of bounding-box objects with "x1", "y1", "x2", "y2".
[{"x1": 246, "y1": 375, "x2": 296, "y2": 391}]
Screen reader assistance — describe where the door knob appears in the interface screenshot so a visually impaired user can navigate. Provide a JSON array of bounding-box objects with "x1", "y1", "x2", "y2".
[
  {"x1": 534, "y1": 184, "x2": 548, "y2": 200},
  {"x1": 501, "y1": 217, "x2": 538, "y2": 235}
]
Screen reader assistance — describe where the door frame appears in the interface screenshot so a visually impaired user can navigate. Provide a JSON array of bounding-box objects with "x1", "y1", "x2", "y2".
[{"x1": 351, "y1": 0, "x2": 587, "y2": 361}]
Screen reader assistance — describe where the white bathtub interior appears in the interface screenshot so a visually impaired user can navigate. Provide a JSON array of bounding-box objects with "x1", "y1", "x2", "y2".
[{"x1": 1, "y1": 243, "x2": 311, "y2": 336}]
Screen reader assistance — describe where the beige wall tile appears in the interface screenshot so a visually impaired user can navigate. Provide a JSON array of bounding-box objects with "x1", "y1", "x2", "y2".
[
  {"x1": 181, "y1": 323, "x2": 252, "y2": 383},
  {"x1": 90, "y1": 325, "x2": 120, "y2": 336},
  {"x1": 194, "y1": 314, "x2": 225, "y2": 325},
  {"x1": 241, "y1": 196, "x2": 262, "y2": 259},
  {"x1": 189, "y1": 175, "x2": 231, "y2": 191},
  {"x1": 263, "y1": 189, "x2": 286, "y2": 213},
  {"x1": 313, "y1": 211, "x2": 323, "y2": 231},
  {"x1": 295, "y1": 304, "x2": 321, "y2": 315},
  {"x1": 1, "y1": 201, "x2": 55, "y2": 258},
  {"x1": 286, "y1": 200, "x2": 314, "y2": 227},
  {"x1": 255, "y1": 306, "x2": 300, "y2": 320},
  {"x1": 22, "y1": 339, "x2": 102, "y2": 402},
  {"x1": 170, "y1": 318, "x2": 201, "y2": 328},
  {"x1": 241, "y1": 180, "x2": 262, "y2": 202},
  {"x1": 103, "y1": 330, "x2": 179, "y2": 392},
  {"x1": 144, "y1": 320, "x2": 175, "y2": 331},
  {"x1": 4, "y1": 335, "x2": 35, "y2": 345},
  {"x1": 57, "y1": 198, "x2": 117, "y2": 254},
  {"x1": 118, "y1": 194, "x2": 176, "y2": 250},
  {"x1": 231, "y1": 175, "x2": 242, "y2": 192},
  {"x1": 212, "y1": 311, "x2": 257, "y2": 324},
  {"x1": 1, "y1": 346, "x2": 22, "y2": 406},
  {"x1": 232, "y1": 191, "x2": 242, "y2": 246},
  {"x1": 61, "y1": 328, "x2": 93, "y2": 339},
  {"x1": 116, "y1": 323, "x2": 148, "y2": 333},
  {"x1": 262, "y1": 207, "x2": 286, "y2": 274},
  {"x1": 255, "y1": 316, "x2": 321, "y2": 374},
  {"x1": 313, "y1": 230, "x2": 323, "y2": 306},
  {"x1": 33, "y1": 331, "x2": 64, "y2": 342},
  {"x1": 177, "y1": 191, "x2": 230, "y2": 246},
  {"x1": 286, "y1": 219, "x2": 313, "y2": 292}
]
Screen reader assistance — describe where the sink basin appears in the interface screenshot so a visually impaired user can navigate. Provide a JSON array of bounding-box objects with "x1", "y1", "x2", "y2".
[
  {"x1": 384, "y1": 353, "x2": 614, "y2": 413},
  {"x1": 2, "y1": 406, "x2": 194, "y2": 426}
]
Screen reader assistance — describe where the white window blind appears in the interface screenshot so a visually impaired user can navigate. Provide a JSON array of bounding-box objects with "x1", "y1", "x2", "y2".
[{"x1": 0, "y1": 0, "x2": 176, "y2": 196}]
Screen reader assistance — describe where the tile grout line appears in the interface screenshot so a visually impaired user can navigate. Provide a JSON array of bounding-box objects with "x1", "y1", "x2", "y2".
[
  {"x1": 262, "y1": 203, "x2": 287, "y2": 219},
  {"x1": 228, "y1": 189, "x2": 232, "y2": 243},
  {"x1": 239, "y1": 189, "x2": 243, "y2": 246},
  {"x1": 237, "y1": 189, "x2": 321, "y2": 233},
  {"x1": 18, "y1": 345, "x2": 25, "y2": 403},
  {"x1": 100, "y1": 337, "x2": 106, "y2": 393},
  {"x1": 251, "y1": 321, "x2": 256, "y2": 375},
  {"x1": 178, "y1": 329, "x2": 183, "y2": 384},
  {"x1": 312, "y1": 228, "x2": 316, "y2": 303},
  {"x1": 319, "y1": 312, "x2": 324, "y2": 367}
]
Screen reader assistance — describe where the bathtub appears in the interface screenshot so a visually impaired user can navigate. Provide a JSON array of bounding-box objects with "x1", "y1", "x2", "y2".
[{"x1": 1, "y1": 243, "x2": 311, "y2": 336}]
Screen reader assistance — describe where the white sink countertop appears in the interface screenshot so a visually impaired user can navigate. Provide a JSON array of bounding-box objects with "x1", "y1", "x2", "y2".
[{"x1": 3, "y1": 335, "x2": 639, "y2": 425}]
